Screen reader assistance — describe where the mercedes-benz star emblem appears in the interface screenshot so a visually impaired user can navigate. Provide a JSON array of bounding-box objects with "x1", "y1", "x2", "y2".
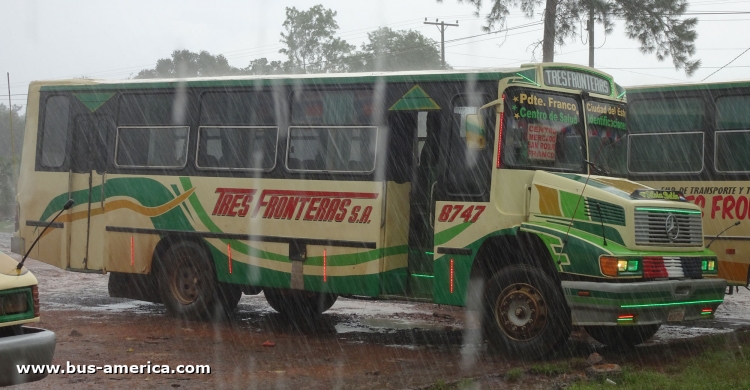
[{"x1": 665, "y1": 214, "x2": 680, "y2": 241}]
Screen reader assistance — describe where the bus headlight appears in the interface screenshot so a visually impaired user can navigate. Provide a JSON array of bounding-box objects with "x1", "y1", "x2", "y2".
[
  {"x1": 601, "y1": 257, "x2": 642, "y2": 277},
  {"x1": 702, "y1": 259, "x2": 717, "y2": 273}
]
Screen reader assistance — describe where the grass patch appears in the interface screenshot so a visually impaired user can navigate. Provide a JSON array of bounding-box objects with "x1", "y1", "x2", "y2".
[
  {"x1": 505, "y1": 368, "x2": 523, "y2": 383},
  {"x1": 571, "y1": 332, "x2": 750, "y2": 390},
  {"x1": 426, "y1": 380, "x2": 448, "y2": 390},
  {"x1": 425, "y1": 379, "x2": 476, "y2": 390},
  {"x1": 528, "y1": 361, "x2": 572, "y2": 377}
]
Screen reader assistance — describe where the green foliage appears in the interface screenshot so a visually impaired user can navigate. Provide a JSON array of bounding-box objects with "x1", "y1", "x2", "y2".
[
  {"x1": 571, "y1": 349, "x2": 750, "y2": 389},
  {"x1": 428, "y1": 379, "x2": 449, "y2": 390},
  {"x1": 505, "y1": 368, "x2": 523, "y2": 382},
  {"x1": 247, "y1": 58, "x2": 288, "y2": 75},
  {"x1": 278, "y1": 5, "x2": 355, "y2": 73},
  {"x1": 448, "y1": 0, "x2": 700, "y2": 75},
  {"x1": 0, "y1": 104, "x2": 23, "y2": 218},
  {"x1": 352, "y1": 27, "x2": 444, "y2": 72},
  {"x1": 137, "y1": 5, "x2": 444, "y2": 77},
  {"x1": 528, "y1": 361, "x2": 573, "y2": 377},
  {"x1": 0, "y1": 103, "x2": 23, "y2": 161},
  {"x1": 135, "y1": 50, "x2": 246, "y2": 78}
]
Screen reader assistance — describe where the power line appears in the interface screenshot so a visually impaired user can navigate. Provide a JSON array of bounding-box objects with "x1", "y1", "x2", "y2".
[
  {"x1": 423, "y1": 19, "x2": 459, "y2": 68},
  {"x1": 702, "y1": 46, "x2": 750, "y2": 81}
]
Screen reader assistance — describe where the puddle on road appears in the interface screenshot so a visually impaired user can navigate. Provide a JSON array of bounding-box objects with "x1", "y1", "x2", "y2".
[{"x1": 647, "y1": 325, "x2": 734, "y2": 345}]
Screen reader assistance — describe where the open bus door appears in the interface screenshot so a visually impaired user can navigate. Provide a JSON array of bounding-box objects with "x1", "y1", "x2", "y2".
[
  {"x1": 66, "y1": 114, "x2": 112, "y2": 271},
  {"x1": 386, "y1": 110, "x2": 441, "y2": 297}
]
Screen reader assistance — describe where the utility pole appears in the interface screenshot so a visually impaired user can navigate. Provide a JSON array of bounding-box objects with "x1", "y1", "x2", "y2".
[
  {"x1": 587, "y1": 8, "x2": 595, "y2": 67},
  {"x1": 424, "y1": 18, "x2": 458, "y2": 68},
  {"x1": 6, "y1": 73, "x2": 14, "y2": 179}
]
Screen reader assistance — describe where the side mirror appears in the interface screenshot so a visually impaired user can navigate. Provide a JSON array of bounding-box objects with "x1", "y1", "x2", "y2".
[{"x1": 465, "y1": 113, "x2": 486, "y2": 150}]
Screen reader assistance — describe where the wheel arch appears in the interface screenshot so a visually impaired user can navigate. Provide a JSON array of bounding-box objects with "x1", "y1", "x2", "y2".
[
  {"x1": 151, "y1": 234, "x2": 218, "y2": 275},
  {"x1": 470, "y1": 231, "x2": 560, "y2": 284}
]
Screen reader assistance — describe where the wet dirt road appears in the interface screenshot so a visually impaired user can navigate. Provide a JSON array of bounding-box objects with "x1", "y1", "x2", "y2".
[{"x1": 2, "y1": 232, "x2": 749, "y2": 389}]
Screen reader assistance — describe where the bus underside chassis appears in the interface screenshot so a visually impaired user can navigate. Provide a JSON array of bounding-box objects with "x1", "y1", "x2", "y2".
[
  {"x1": 584, "y1": 325, "x2": 661, "y2": 349},
  {"x1": 482, "y1": 264, "x2": 572, "y2": 359},
  {"x1": 264, "y1": 289, "x2": 338, "y2": 319},
  {"x1": 156, "y1": 240, "x2": 241, "y2": 320}
]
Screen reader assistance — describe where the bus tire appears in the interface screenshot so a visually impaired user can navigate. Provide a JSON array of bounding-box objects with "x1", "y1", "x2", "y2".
[
  {"x1": 264, "y1": 288, "x2": 337, "y2": 317},
  {"x1": 584, "y1": 324, "x2": 661, "y2": 348},
  {"x1": 157, "y1": 240, "x2": 238, "y2": 320},
  {"x1": 483, "y1": 265, "x2": 571, "y2": 359}
]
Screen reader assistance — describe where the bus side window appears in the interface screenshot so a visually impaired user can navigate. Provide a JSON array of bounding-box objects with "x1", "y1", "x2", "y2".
[
  {"x1": 286, "y1": 127, "x2": 376, "y2": 172},
  {"x1": 288, "y1": 88, "x2": 376, "y2": 173},
  {"x1": 39, "y1": 96, "x2": 70, "y2": 168},
  {"x1": 716, "y1": 95, "x2": 750, "y2": 172},
  {"x1": 115, "y1": 127, "x2": 189, "y2": 168},
  {"x1": 197, "y1": 91, "x2": 278, "y2": 171}
]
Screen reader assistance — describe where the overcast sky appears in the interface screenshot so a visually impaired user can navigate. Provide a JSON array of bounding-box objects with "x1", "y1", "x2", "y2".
[{"x1": 3, "y1": 0, "x2": 750, "y2": 110}]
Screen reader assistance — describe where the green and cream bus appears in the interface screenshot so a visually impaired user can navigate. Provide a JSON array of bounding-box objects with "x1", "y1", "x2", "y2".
[
  {"x1": 628, "y1": 81, "x2": 750, "y2": 288},
  {"x1": 11, "y1": 63, "x2": 724, "y2": 357}
]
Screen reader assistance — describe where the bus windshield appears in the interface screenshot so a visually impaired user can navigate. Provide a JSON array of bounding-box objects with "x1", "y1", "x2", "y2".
[
  {"x1": 586, "y1": 99, "x2": 627, "y2": 175},
  {"x1": 502, "y1": 88, "x2": 585, "y2": 172}
]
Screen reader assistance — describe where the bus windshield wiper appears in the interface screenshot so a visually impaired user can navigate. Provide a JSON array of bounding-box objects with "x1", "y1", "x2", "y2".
[
  {"x1": 584, "y1": 160, "x2": 610, "y2": 176},
  {"x1": 17, "y1": 199, "x2": 74, "y2": 271}
]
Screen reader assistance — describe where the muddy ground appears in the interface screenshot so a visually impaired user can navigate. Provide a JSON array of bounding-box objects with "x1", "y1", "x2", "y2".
[{"x1": 2, "y1": 232, "x2": 749, "y2": 389}]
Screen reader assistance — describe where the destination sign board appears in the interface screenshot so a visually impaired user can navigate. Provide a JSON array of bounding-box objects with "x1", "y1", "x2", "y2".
[{"x1": 543, "y1": 69, "x2": 611, "y2": 96}]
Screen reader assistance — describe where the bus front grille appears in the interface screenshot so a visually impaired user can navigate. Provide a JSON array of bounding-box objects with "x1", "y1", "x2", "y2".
[{"x1": 634, "y1": 209, "x2": 703, "y2": 247}]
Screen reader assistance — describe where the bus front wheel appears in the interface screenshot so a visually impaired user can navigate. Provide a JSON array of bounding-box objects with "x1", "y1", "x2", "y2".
[
  {"x1": 483, "y1": 265, "x2": 571, "y2": 359},
  {"x1": 264, "y1": 289, "x2": 337, "y2": 317},
  {"x1": 158, "y1": 240, "x2": 240, "y2": 320}
]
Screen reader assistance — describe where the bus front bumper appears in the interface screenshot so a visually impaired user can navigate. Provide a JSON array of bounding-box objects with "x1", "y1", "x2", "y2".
[
  {"x1": 0, "y1": 327, "x2": 56, "y2": 386},
  {"x1": 561, "y1": 278, "x2": 726, "y2": 326}
]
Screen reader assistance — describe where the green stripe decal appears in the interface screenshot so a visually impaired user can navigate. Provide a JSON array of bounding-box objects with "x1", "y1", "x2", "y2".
[
  {"x1": 74, "y1": 92, "x2": 114, "y2": 112},
  {"x1": 434, "y1": 222, "x2": 472, "y2": 246},
  {"x1": 620, "y1": 299, "x2": 724, "y2": 309},
  {"x1": 179, "y1": 177, "x2": 407, "y2": 266},
  {"x1": 635, "y1": 207, "x2": 701, "y2": 215}
]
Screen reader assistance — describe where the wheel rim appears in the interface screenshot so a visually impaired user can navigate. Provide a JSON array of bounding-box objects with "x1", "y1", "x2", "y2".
[
  {"x1": 494, "y1": 283, "x2": 548, "y2": 341},
  {"x1": 168, "y1": 248, "x2": 203, "y2": 305}
]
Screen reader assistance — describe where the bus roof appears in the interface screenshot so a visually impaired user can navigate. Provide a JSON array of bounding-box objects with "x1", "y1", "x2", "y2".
[
  {"x1": 626, "y1": 79, "x2": 750, "y2": 93},
  {"x1": 33, "y1": 62, "x2": 616, "y2": 92}
]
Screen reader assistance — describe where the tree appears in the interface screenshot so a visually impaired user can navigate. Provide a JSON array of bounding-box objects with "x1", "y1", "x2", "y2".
[
  {"x1": 0, "y1": 103, "x2": 24, "y2": 219},
  {"x1": 136, "y1": 50, "x2": 245, "y2": 78},
  {"x1": 278, "y1": 5, "x2": 355, "y2": 73},
  {"x1": 353, "y1": 27, "x2": 444, "y2": 72},
  {"x1": 448, "y1": 0, "x2": 700, "y2": 75},
  {"x1": 246, "y1": 58, "x2": 287, "y2": 75}
]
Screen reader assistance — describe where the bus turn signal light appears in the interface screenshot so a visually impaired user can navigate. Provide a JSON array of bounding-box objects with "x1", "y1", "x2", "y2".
[{"x1": 600, "y1": 257, "x2": 619, "y2": 276}]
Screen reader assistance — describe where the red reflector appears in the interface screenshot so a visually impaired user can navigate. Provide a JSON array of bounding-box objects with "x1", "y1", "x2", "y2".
[
  {"x1": 618, "y1": 314, "x2": 635, "y2": 320},
  {"x1": 701, "y1": 308, "x2": 713, "y2": 313},
  {"x1": 496, "y1": 97, "x2": 505, "y2": 169},
  {"x1": 228, "y1": 243, "x2": 232, "y2": 274},
  {"x1": 577, "y1": 291, "x2": 591, "y2": 297},
  {"x1": 130, "y1": 236, "x2": 135, "y2": 266},
  {"x1": 643, "y1": 256, "x2": 668, "y2": 278},
  {"x1": 726, "y1": 248, "x2": 736, "y2": 255},
  {"x1": 450, "y1": 258, "x2": 454, "y2": 293}
]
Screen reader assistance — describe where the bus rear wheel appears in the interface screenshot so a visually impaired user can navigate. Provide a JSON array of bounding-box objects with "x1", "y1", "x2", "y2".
[
  {"x1": 158, "y1": 240, "x2": 240, "y2": 320},
  {"x1": 264, "y1": 288, "x2": 337, "y2": 317},
  {"x1": 584, "y1": 324, "x2": 661, "y2": 348},
  {"x1": 483, "y1": 265, "x2": 571, "y2": 359}
]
